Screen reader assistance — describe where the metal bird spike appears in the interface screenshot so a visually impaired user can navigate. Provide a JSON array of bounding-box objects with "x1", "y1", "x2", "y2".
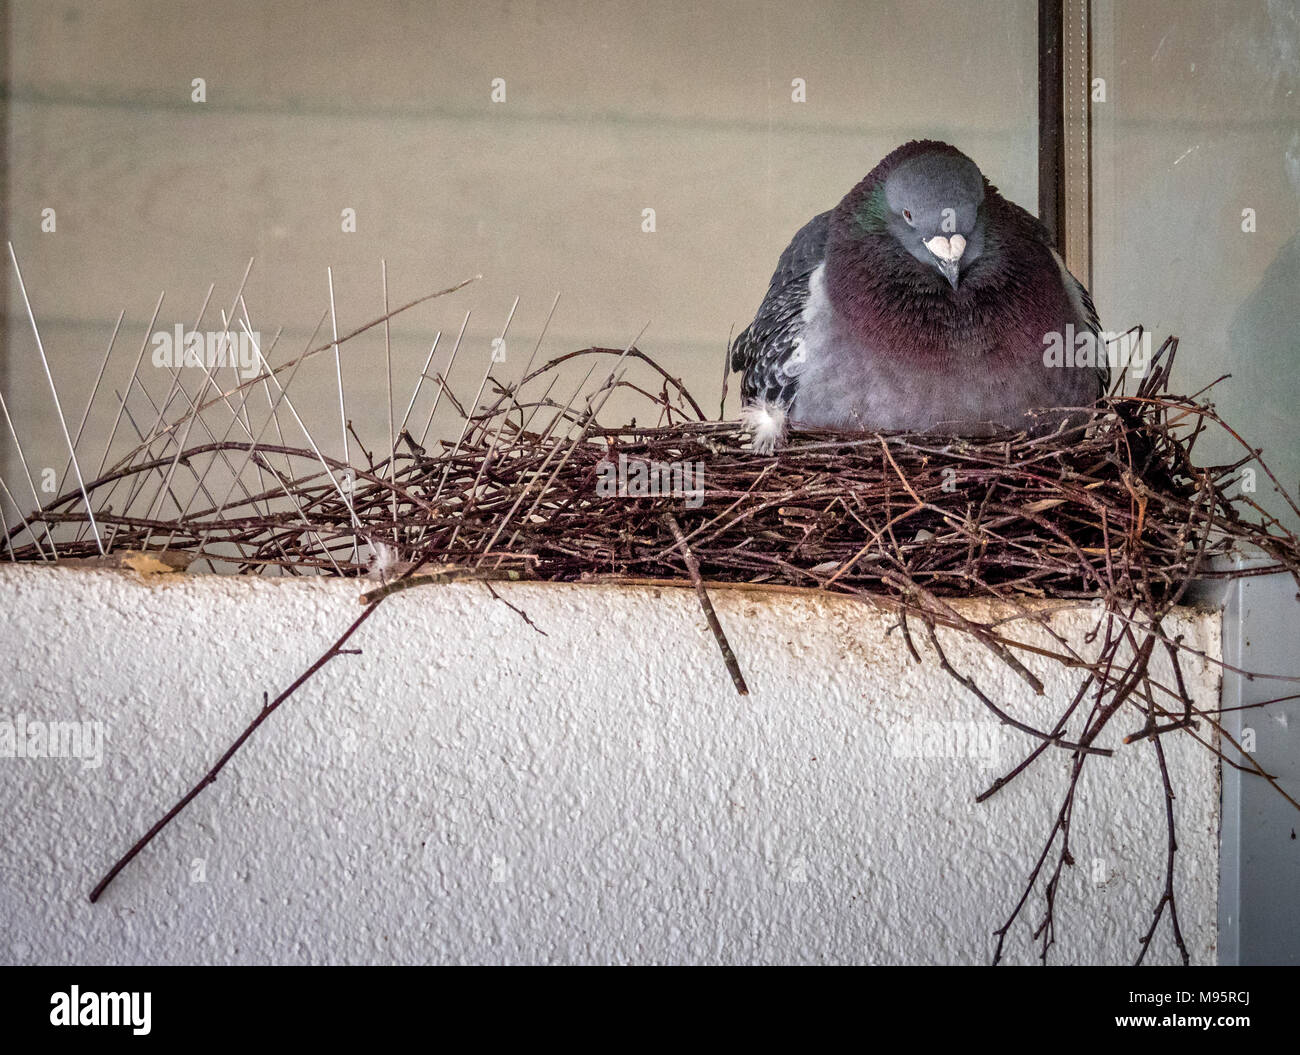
[
  {"x1": 0, "y1": 480, "x2": 16, "y2": 560},
  {"x1": 90, "y1": 291, "x2": 165, "y2": 482},
  {"x1": 398, "y1": 330, "x2": 444, "y2": 438},
  {"x1": 476, "y1": 361, "x2": 598, "y2": 559},
  {"x1": 382, "y1": 259, "x2": 397, "y2": 533},
  {"x1": 429, "y1": 301, "x2": 519, "y2": 507},
  {"x1": 239, "y1": 320, "x2": 358, "y2": 528},
  {"x1": 0, "y1": 473, "x2": 52, "y2": 561},
  {"x1": 0, "y1": 385, "x2": 59, "y2": 558},
  {"x1": 113, "y1": 260, "x2": 251, "y2": 470},
  {"x1": 489, "y1": 329, "x2": 648, "y2": 552},
  {"x1": 7, "y1": 242, "x2": 103, "y2": 554},
  {"x1": 208, "y1": 315, "x2": 344, "y2": 574},
  {"x1": 141, "y1": 282, "x2": 215, "y2": 450},
  {"x1": 417, "y1": 312, "x2": 471, "y2": 448},
  {"x1": 327, "y1": 266, "x2": 348, "y2": 466},
  {"x1": 60, "y1": 309, "x2": 124, "y2": 491}
]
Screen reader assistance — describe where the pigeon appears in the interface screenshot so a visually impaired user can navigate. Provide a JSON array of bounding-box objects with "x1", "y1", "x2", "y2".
[{"x1": 730, "y1": 140, "x2": 1108, "y2": 452}]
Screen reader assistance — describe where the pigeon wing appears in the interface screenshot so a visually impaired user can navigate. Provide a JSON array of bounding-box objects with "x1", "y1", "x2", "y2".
[
  {"x1": 1057, "y1": 259, "x2": 1109, "y2": 398},
  {"x1": 730, "y1": 209, "x2": 831, "y2": 409},
  {"x1": 1004, "y1": 198, "x2": 1109, "y2": 398},
  {"x1": 1064, "y1": 267, "x2": 1109, "y2": 397}
]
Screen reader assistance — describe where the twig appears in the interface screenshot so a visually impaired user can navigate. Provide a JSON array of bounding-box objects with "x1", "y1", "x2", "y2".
[{"x1": 663, "y1": 513, "x2": 748, "y2": 695}]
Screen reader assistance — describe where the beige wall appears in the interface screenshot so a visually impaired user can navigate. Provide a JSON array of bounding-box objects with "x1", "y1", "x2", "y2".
[{"x1": 2, "y1": 0, "x2": 1037, "y2": 491}]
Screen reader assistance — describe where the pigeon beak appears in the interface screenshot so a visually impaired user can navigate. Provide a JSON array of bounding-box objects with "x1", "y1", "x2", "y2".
[{"x1": 925, "y1": 234, "x2": 967, "y2": 290}]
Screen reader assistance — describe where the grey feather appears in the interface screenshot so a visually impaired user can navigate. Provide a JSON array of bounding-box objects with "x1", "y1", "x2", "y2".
[{"x1": 729, "y1": 210, "x2": 829, "y2": 410}]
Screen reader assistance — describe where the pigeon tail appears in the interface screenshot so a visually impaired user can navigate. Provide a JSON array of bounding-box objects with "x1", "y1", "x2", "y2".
[{"x1": 740, "y1": 400, "x2": 787, "y2": 454}]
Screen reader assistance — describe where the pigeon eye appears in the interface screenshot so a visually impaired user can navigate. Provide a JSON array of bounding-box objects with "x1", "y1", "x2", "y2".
[{"x1": 902, "y1": 209, "x2": 913, "y2": 225}]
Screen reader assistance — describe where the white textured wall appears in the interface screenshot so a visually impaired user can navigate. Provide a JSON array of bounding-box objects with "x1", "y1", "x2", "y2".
[{"x1": 0, "y1": 566, "x2": 1220, "y2": 965}]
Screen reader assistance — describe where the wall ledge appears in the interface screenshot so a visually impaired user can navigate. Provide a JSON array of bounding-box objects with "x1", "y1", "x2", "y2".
[{"x1": 0, "y1": 565, "x2": 1221, "y2": 965}]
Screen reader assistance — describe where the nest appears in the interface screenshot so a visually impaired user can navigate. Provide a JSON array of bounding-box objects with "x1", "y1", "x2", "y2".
[
  {"x1": 8, "y1": 288, "x2": 1298, "y2": 964},
  {"x1": 22, "y1": 339, "x2": 1295, "y2": 595}
]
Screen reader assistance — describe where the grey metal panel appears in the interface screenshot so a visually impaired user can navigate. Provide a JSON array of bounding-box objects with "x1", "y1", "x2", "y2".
[{"x1": 1219, "y1": 562, "x2": 1300, "y2": 965}]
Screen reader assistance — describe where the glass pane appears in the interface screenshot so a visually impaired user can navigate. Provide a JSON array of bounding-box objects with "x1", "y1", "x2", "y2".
[{"x1": 1092, "y1": 0, "x2": 1300, "y2": 529}]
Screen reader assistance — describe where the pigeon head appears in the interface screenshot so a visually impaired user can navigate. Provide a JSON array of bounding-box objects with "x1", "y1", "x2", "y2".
[{"x1": 879, "y1": 148, "x2": 987, "y2": 290}]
